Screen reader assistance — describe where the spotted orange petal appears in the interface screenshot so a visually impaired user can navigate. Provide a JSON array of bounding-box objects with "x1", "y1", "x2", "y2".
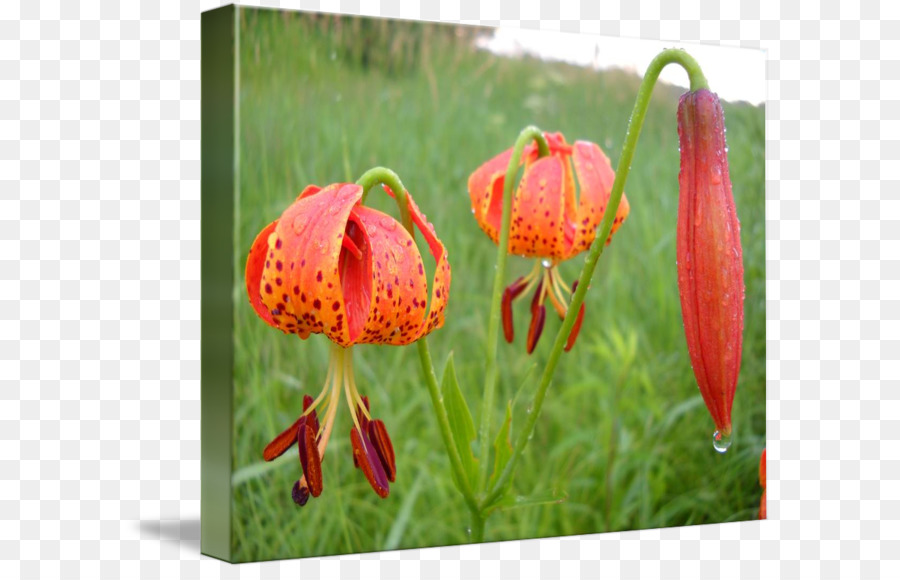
[
  {"x1": 403, "y1": 190, "x2": 451, "y2": 338},
  {"x1": 467, "y1": 145, "x2": 536, "y2": 244},
  {"x1": 509, "y1": 155, "x2": 567, "y2": 259},
  {"x1": 568, "y1": 140, "x2": 630, "y2": 258},
  {"x1": 246, "y1": 219, "x2": 279, "y2": 328},
  {"x1": 257, "y1": 183, "x2": 364, "y2": 346},
  {"x1": 350, "y1": 205, "x2": 429, "y2": 345},
  {"x1": 468, "y1": 147, "x2": 514, "y2": 235}
]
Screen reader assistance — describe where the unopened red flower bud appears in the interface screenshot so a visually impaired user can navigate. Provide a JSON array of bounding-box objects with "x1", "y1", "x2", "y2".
[{"x1": 676, "y1": 89, "x2": 744, "y2": 447}]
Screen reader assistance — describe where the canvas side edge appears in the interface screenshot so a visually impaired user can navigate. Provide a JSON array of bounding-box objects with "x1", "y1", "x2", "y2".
[{"x1": 200, "y1": 3, "x2": 236, "y2": 562}]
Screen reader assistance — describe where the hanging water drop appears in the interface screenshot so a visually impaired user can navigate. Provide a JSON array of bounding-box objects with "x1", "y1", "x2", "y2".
[
  {"x1": 712, "y1": 429, "x2": 733, "y2": 453},
  {"x1": 541, "y1": 258, "x2": 552, "y2": 269}
]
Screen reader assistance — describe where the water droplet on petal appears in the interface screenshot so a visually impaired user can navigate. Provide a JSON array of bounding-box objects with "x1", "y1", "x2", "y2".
[
  {"x1": 541, "y1": 258, "x2": 552, "y2": 269},
  {"x1": 712, "y1": 430, "x2": 733, "y2": 453}
]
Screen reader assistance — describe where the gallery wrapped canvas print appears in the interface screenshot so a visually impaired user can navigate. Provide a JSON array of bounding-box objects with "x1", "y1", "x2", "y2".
[{"x1": 201, "y1": 5, "x2": 765, "y2": 563}]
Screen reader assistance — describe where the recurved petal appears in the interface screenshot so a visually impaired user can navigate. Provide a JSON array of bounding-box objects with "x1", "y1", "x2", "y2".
[
  {"x1": 245, "y1": 219, "x2": 279, "y2": 328},
  {"x1": 403, "y1": 190, "x2": 452, "y2": 338},
  {"x1": 508, "y1": 155, "x2": 568, "y2": 258},
  {"x1": 468, "y1": 147, "x2": 514, "y2": 230},
  {"x1": 351, "y1": 205, "x2": 429, "y2": 345},
  {"x1": 568, "y1": 140, "x2": 630, "y2": 258},
  {"x1": 258, "y1": 183, "x2": 364, "y2": 346}
]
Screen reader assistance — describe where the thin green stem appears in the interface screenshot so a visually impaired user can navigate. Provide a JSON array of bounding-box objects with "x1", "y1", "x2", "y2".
[
  {"x1": 470, "y1": 511, "x2": 485, "y2": 543},
  {"x1": 416, "y1": 339, "x2": 480, "y2": 516},
  {"x1": 477, "y1": 126, "x2": 549, "y2": 491},
  {"x1": 356, "y1": 166, "x2": 413, "y2": 232},
  {"x1": 482, "y1": 49, "x2": 708, "y2": 508},
  {"x1": 356, "y1": 166, "x2": 479, "y2": 515}
]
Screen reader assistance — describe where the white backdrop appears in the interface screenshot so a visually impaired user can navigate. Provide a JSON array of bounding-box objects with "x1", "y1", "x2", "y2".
[{"x1": 1, "y1": 0, "x2": 894, "y2": 578}]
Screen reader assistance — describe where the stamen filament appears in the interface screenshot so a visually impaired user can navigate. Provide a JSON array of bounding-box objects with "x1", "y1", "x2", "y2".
[
  {"x1": 348, "y1": 367, "x2": 371, "y2": 422},
  {"x1": 546, "y1": 277, "x2": 568, "y2": 319},
  {"x1": 551, "y1": 267, "x2": 571, "y2": 295},
  {"x1": 343, "y1": 347, "x2": 365, "y2": 442},
  {"x1": 304, "y1": 356, "x2": 336, "y2": 418},
  {"x1": 316, "y1": 345, "x2": 344, "y2": 458},
  {"x1": 538, "y1": 269, "x2": 550, "y2": 307}
]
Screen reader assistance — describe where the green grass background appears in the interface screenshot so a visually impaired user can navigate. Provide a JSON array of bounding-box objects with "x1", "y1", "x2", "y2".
[{"x1": 231, "y1": 9, "x2": 765, "y2": 562}]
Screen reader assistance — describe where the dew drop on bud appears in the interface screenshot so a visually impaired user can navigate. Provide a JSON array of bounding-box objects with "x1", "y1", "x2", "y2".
[{"x1": 712, "y1": 430, "x2": 733, "y2": 453}]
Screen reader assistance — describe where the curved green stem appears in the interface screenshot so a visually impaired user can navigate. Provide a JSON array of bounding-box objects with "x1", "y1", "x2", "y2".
[
  {"x1": 356, "y1": 166, "x2": 413, "y2": 232},
  {"x1": 477, "y1": 126, "x2": 550, "y2": 491},
  {"x1": 416, "y1": 339, "x2": 480, "y2": 515},
  {"x1": 356, "y1": 166, "x2": 481, "y2": 515},
  {"x1": 482, "y1": 49, "x2": 708, "y2": 508}
]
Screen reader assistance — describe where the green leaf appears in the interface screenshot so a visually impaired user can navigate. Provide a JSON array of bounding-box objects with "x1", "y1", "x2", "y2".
[
  {"x1": 487, "y1": 401, "x2": 513, "y2": 498},
  {"x1": 485, "y1": 490, "x2": 568, "y2": 515},
  {"x1": 440, "y1": 352, "x2": 478, "y2": 493}
]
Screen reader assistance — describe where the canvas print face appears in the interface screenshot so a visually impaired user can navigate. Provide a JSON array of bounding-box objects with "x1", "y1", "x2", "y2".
[{"x1": 229, "y1": 7, "x2": 765, "y2": 562}]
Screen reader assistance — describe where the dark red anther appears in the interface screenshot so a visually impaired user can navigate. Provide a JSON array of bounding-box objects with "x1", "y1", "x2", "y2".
[
  {"x1": 350, "y1": 426, "x2": 390, "y2": 498},
  {"x1": 502, "y1": 276, "x2": 529, "y2": 343},
  {"x1": 530, "y1": 278, "x2": 544, "y2": 312},
  {"x1": 301, "y1": 394, "x2": 321, "y2": 438},
  {"x1": 565, "y1": 304, "x2": 585, "y2": 352},
  {"x1": 526, "y1": 304, "x2": 546, "y2": 355},
  {"x1": 564, "y1": 280, "x2": 586, "y2": 352},
  {"x1": 263, "y1": 394, "x2": 321, "y2": 461},
  {"x1": 356, "y1": 396, "x2": 371, "y2": 432},
  {"x1": 368, "y1": 419, "x2": 396, "y2": 483},
  {"x1": 291, "y1": 480, "x2": 310, "y2": 507},
  {"x1": 508, "y1": 276, "x2": 528, "y2": 300},
  {"x1": 297, "y1": 417, "x2": 323, "y2": 497},
  {"x1": 262, "y1": 415, "x2": 303, "y2": 462},
  {"x1": 502, "y1": 286, "x2": 515, "y2": 343}
]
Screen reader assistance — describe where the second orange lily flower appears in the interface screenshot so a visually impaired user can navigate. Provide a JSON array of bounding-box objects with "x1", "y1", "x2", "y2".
[{"x1": 468, "y1": 132, "x2": 630, "y2": 353}]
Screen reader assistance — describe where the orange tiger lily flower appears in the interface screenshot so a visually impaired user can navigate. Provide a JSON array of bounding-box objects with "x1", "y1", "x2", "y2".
[
  {"x1": 468, "y1": 131, "x2": 630, "y2": 353},
  {"x1": 246, "y1": 182, "x2": 450, "y2": 504}
]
